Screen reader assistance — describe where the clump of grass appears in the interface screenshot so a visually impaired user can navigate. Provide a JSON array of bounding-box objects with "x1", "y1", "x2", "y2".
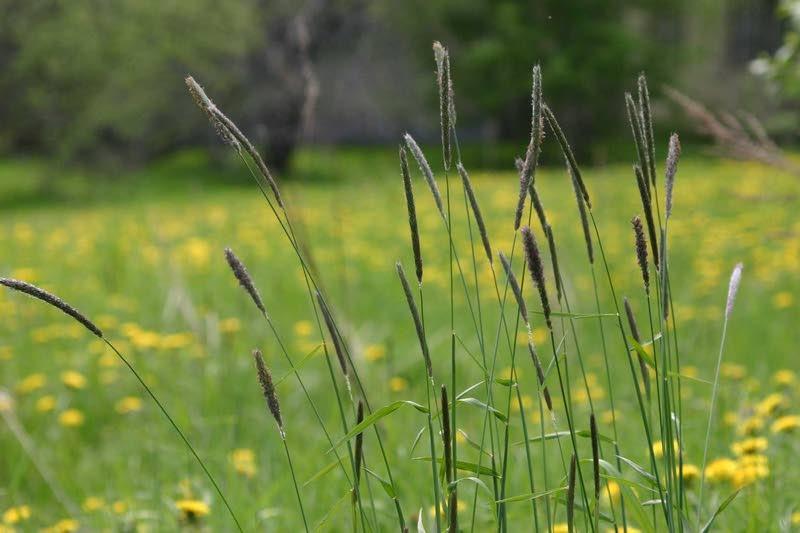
[{"x1": 3, "y1": 38, "x2": 755, "y2": 533}]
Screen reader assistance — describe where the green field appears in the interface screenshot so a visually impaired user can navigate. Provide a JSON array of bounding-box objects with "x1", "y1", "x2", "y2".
[{"x1": 0, "y1": 149, "x2": 798, "y2": 531}]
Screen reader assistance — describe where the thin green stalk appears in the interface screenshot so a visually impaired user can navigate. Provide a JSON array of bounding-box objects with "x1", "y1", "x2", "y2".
[{"x1": 283, "y1": 436, "x2": 310, "y2": 532}]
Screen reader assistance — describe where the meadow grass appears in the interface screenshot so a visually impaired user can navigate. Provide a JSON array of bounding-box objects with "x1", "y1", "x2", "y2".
[
  {"x1": 0, "y1": 148, "x2": 798, "y2": 531},
  {"x1": 1, "y1": 61, "x2": 800, "y2": 531}
]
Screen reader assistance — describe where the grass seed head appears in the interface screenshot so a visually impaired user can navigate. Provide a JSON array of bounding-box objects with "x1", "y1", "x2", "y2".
[
  {"x1": 316, "y1": 291, "x2": 348, "y2": 378},
  {"x1": 223, "y1": 248, "x2": 265, "y2": 314},
  {"x1": 499, "y1": 251, "x2": 528, "y2": 325},
  {"x1": 396, "y1": 262, "x2": 432, "y2": 376},
  {"x1": 631, "y1": 216, "x2": 650, "y2": 293},
  {"x1": 399, "y1": 146, "x2": 423, "y2": 282},
  {"x1": 403, "y1": 133, "x2": 445, "y2": 220},
  {"x1": 665, "y1": 132, "x2": 681, "y2": 219},
  {"x1": 458, "y1": 163, "x2": 492, "y2": 263},
  {"x1": 433, "y1": 41, "x2": 453, "y2": 170},
  {"x1": 253, "y1": 349, "x2": 284, "y2": 437},
  {"x1": 0, "y1": 278, "x2": 102, "y2": 338},
  {"x1": 521, "y1": 226, "x2": 551, "y2": 329}
]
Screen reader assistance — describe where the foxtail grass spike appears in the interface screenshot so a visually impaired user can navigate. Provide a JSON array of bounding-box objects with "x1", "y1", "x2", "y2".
[
  {"x1": 458, "y1": 163, "x2": 492, "y2": 263},
  {"x1": 660, "y1": 229, "x2": 669, "y2": 321},
  {"x1": 185, "y1": 76, "x2": 283, "y2": 208},
  {"x1": 403, "y1": 133, "x2": 445, "y2": 219},
  {"x1": 527, "y1": 341, "x2": 553, "y2": 412},
  {"x1": 0, "y1": 279, "x2": 102, "y2": 338},
  {"x1": 499, "y1": 251, "x2": 528, "y2": 324},
  {"x1": 253, "y1": 349, "x2": 284, "y2": 437},
  {"x1": 396, "y1": 262, "x2": 432, "y2": 376},
  {"x1": 638, "y1": 73, "x2": 657, "y2": 188},
  {"x1": 354, "y1": 400, "x2": 365, "y2": 488},
  {"x1": 315, "y1": 291, "x2": 348, "y2": 378},
  {"x1": 625, "y1": 92, "x2": 650, "y2": 197},
  {"x1": 543, "y1": 104, "x2": 591, "y2": 208},
  {"x1": 590, "y1": 413, "x2": 600, "y2": 499},
  {"x1": 665, "y1": 133, "x2": 681, "y2": 219},
  {"x1": 566, "y1": 453, "x2": 577, "y2": 533},
  {"x1": 568, "y1": 164, "x2": 594, "y2": 264},
  {"x1": 441, "y1": 385, "x2": 453, "y2": 483},
  {"x1": 185, "y1": 76, "x2": 240, "y2": 150},
  {"x1": 631, "y1": 216, "x2": 650, "y2": 294},
  {"x1": 529, "y1": 180, "x2": 549, "y2": 232},
  {"x1": 224, "y1": 248, "x2": 266, "y2": 314},
  {"x1": 624, "y1": 297, "x2": 650, "y2": 398},
  {"x1": 521, "y1": 226, "x2": 552, "y2": 329},
  {"x1": 545, "y1": 225, "x2": 563, "y2": 302},
  {"x1": 433, "y1": 41, "x2": 453, "y2": 170},
  {"x1": 725, "y1": 263, "x2": 744, "y2": 320},
  {"x1": 515, "y1": 65, "x2": 544, "y2": 229},
  {"x1": 400, "y1": 145, "x2": 423, "y2": 282},
  {"x1": 633, "y1": 164, "x2": 660, "y2": 269}
]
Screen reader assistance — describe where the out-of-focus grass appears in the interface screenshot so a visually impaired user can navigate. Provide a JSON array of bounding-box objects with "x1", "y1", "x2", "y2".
[{"x1": 0, "y1": 148, "x2": 798, "y2": 531}]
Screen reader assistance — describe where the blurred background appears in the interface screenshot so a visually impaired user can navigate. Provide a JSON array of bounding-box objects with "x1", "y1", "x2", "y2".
[{"x1": 0, "y1": 0, "x2": 796, "y2": 183}]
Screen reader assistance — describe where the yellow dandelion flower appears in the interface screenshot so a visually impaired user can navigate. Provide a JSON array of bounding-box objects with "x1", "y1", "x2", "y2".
[
  {"x1": 601, "y1": 481, "x2": 621, "y2": 505},
  {"x1": 115, "y1": 396, "x2": 143, "y2": 414},
  {"x1": 60, "y1": 371, "x2": 86, "y2": 390},
  {"x1": 553, "y1": 524, "x2": 569, "y2": 533},
  {"x1": 722, "y1": 411, "x2": 738, "y2": 427},
  {"x1": 771, "y1": 415, "x2": 800, "y2": 434},
  {"x1": 651, "y1": 439, "x2": 679, "y2": 459},
  {"x1": 160, "y1": 333, "x2": 193, "y2": 350},
  {"x1": 36, "y1": 395, "x2": 56, "y2": 413},
  {"x1": 680, "y1": 464, "x2": 700, "y2": 484},
  {"x1": 772, "y1": 291, "x2": 793, "y2": 309},
  {"x1": 756, "y1": 393, "x2": 786, "y2": 417},
  {"x1": 175, "y1": 499, "x2": 210, "y2": 521},
  {"x1": 731, "y1": 457, "x2": 769, "y2": 488},
  {"x1": 389, "y1": 377, "x2": 408, "y2": 392},
  {"x1": 731, "y1": 437, "x2": 767, "y2": 456},
  {"x1": 720, "y1": 363, "x2": 746, "y2": 380},
  {"x1": 364, "y1": 344, "x2": 386, "y2": 362},
  {"x1": 16, "y1": 373, "x2": 46, "y2": 394},
  {"x1": 772, "y1": 369, "x2": 796, "y2": 386},
  {"x1": 58, "y1": 409, "x2": 84, "y2": 428},
  {"x1": 532, "y1": 327, "x2": 548, "y2": 345},
  {"x1": 82, "y1": 497, "x2": 105, "y2": 512},
  {"x1": 0, "y1": 346, "x2": 12, "y2": 360},
  {"x1": 704, "y1": 458, "x2": 737, "y2": 483},
  {"x1": 511, "y1": 394, "x2": 534, "y2": 413},
  {"x1": 41, "y1": 518, "x2": 79, "y2": 533},
  {"x1": 293, "y1": 320, "x2": 313, "y2": 337},
  {"x1": 230, "y1": 448, "x2": 257, "y2": 478},
  {"x1": 112, "y1": 501, "x2": 127, "y2": 514},
  {"x1": 738, "y1": 416, "x2": 764, "y2": 436},
  {"x1": 219, "y1": 318, "x2": 241, "y2": 334},
  {"x1": 601, "y1": 410, "x2": 615, "y2": 425},
  {"x1": 792, "y1": 511, "x2": 800, "y2": 525},
  {"x1": 2, "y1": 505, "x2": 31, "y2": 524},
  {"x1": 682, "y1": 366, "x2": 699, "y2": 378},
  {"x1": 98, "y1": 353, "x2": 119, "y2": 368}
]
